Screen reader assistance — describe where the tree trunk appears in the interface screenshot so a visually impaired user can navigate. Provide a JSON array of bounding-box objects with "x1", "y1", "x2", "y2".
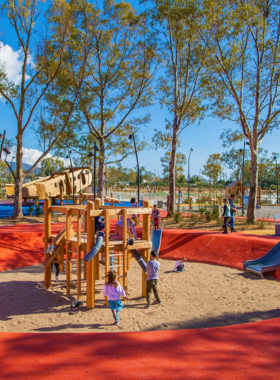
[
  {"x1": 168, "y1": 126, "x2": 177, "y2": 216},
  {"x1": 13, "y1": 132, "x2": 24, "y2": 218},
  {"x1": 247, "y1": 148, "x2": 258, "y2": 223},
  {"x1": 97, "y1": 138, "x2": 105, "y2": 204}
]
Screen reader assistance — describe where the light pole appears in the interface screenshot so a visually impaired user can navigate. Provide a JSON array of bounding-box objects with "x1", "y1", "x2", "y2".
[
  {"x1": 129, "y1": 134, "x2": 140, "y2": 205},
  {"x1": 274, "y1": 155, "x2": 279, "y2": 204},
  {"x1": 239, "y1": 142, "x2": 250, "y2": 216},
  {"x1": 87, "y1": 143, "x2": 99, "y2": 202},
  {"x1": 188, "y1": 148, "x2": 193, "y2": 200},
  {"x1": 0, "y1": 131, "x2": 6, "y2": 161},
  {"x1": 66, "y1": 151, "x2": 75, "y2": 204}
]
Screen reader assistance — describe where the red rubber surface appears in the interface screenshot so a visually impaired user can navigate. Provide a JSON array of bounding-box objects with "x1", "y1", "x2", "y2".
[
  {"x1": 1, "y1": 223, "x2": 280, "y2": 379},
  {"x1": 1, "y1": 319, "x2": 280, "y2": 379}
]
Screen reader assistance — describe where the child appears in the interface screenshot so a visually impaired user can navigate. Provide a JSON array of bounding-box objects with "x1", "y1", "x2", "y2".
[
  {"x1": 146, "y1": 251, "x2": 161, "y2": 309},
  {"x1": 222, "y1": 198, "x2": 231, "y2": 234},
  {"x1": 46, "y1": 244, "x2": 60, "y2": 281},
  {"x1": 102, "y1": 270, "x2": 129, "y2": 325},
  {"x1": 130, "y1": 197, "x2": 138, "y2": 208},
  {"x1": 151, "y1": 205, "x2": 161, "y2": 230},
  {"x1": 111, "y1": 216, "x2": 138, "y2": 240},
  {"x1": 173, "y1": 257, "x2": 187, "y2": 272}
]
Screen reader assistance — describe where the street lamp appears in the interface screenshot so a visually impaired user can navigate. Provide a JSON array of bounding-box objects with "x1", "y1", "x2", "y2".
[
  {"x1": 87, "y1": 143, "x2": 99, "y2": 201},
  {"x1": 66, "y1": 151, "x2": 75, "y2": 204},
  {"x1": 239, "y1": 141, "x2": 250, "y2": 216},
  {"x1": 129, "y1": 133, "x2": 140, "y2": 205},
  {"x1": 188, "y1": 148, "x2": 193, "y2": 200},
  {"x1": 273, "y1": 155, "x2": 278, "y2": 204},
  {"x1": 0, "y1": 131, "x2": 6, "y2": 161}
]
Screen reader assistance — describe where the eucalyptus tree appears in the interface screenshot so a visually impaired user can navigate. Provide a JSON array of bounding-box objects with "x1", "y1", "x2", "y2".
[
  {"x1": 148, "y1": 0, "x2": 207, "y2": 215},
  {"x1": 60, "y1": 0, "x2": 158, "y2": 202},
  {"x1": 0, "y1": 0, "x2": 90, "y2": 217},
  {"x1": 200, "y1": 0, "x2": 280, "y2": 223}
]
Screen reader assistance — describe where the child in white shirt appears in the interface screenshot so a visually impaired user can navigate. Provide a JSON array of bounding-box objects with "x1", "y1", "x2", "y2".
[
  {"x1": 173, "y1": 257, "x2": 187, "y2": 272},
  {"x1": 103, "y1": 270, "x2": 129, "y2": 325}
]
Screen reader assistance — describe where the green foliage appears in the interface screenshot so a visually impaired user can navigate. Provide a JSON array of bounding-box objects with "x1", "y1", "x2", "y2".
[
  {"x1": 27, "y1": 206, "x2": 34, "y2": 217},
  {"x1": 212, "y1": 207, "x2": 220, "y2": 221},
  {"x1": 190, "y1": 212, "x2": 199, "y2": 226},
  {"x1": 40, "y1": 157, "x2": 65, "y2": 177},
  {"x1": 198, "y1": 207, "x2": 206, "y2": 216},
  {"x1": 204, "y1": 210, "x2": 212, "y2": 222},
  {"x1": 173, "y1": 205, "x2": 183, "y2": 223},
  {"x1": 202, "y1": 154, "x2": 223, "y2": 186},
  {"x1": 160, "y1": 152, "x2": 186, "y2": 180}
]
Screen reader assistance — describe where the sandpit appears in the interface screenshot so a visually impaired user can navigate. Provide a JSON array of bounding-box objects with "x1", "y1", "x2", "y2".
[{"x1": 1, "y1": 259, "x2": 280, "y2": 333}]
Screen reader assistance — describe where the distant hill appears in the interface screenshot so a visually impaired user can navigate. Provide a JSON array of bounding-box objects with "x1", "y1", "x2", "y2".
[{"x1": 6, "y1": 162, "x2": 41, "y2": 174}]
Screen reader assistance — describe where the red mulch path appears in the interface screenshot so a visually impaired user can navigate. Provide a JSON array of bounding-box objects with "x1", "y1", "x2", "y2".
[{"x1": 1, "y1": 222, "x2": 280, "y2": 379}]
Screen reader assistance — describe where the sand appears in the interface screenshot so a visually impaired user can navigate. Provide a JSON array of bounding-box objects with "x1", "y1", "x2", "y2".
[{"x1": 1, "y1": 259, "x2": 280, "y2": 333}]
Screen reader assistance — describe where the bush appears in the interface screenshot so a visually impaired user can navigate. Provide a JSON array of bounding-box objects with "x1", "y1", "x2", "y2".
[
  {"x1": 27, "y1": 206, "x2": 34, "y2": 216},
  {"x1": 205, "y1": 210, "x2": 212, "y2": 222},
  {"x1": 173, "y1": 205, "x2": 183, "y2": 223},
  {"x1": 190, "y1": 212, "x2": 199, "y2": 226},
  {"x1": 212, "y1": 207, "x2": 220, "y2": 220},
  {"x1": 35, "y1": 205, "x2": 42, "y2": 217},
  {"x1": 198, "y1": 207, "x2": 206, "y2": 216}
]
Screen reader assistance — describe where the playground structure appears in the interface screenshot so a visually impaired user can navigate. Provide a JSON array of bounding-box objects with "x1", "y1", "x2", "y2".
[
  {"x1": 5, "y1": 168, "x2": 92, "y2": 205},
  {"x1": 226, "y1": 180, "x2": 261, "y2": 206},
  {"x1": 43, "y1": 198, "x2": 152, "y2": 309}
]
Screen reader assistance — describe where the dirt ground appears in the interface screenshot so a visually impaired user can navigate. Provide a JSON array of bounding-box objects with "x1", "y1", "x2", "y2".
[{"x1": 1, "y1": 259, "x2": 280, "y2": 333}]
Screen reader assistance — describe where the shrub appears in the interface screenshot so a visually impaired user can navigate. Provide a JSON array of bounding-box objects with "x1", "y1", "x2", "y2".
[
  {"x1": 205, "y1": 210, "x2": 212, "y2": 222},
  {"x1": 212, "y1": 207, "x2": 220, "y2": 220},
  {"x1": 198, "y1": 207, "x2": 206, "y2": 216},
  {"x1": 35, "y1": 205, "x2": 42, "y2": 217},
  {"x1": 190, "y1": 212, "x2": 199, "y2": 226},
  {"x1": 173, "y1": 205, "x2": 183, "y2": 224},
  {"x1": 27, "y1": 206, "x2": 34, "y2": 216}
]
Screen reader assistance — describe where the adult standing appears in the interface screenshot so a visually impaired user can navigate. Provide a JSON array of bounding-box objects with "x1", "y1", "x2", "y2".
[{"x1": 228, "y1": 194, "x2": 237, "y2": 232}]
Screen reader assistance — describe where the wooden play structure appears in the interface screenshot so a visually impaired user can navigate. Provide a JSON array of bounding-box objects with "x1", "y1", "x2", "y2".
[
  {"x1": 5, "y1": 168, "x2": 92, "y2": 205},
  {"x1": 43, "y1": 198, "x2": 152, "y2": 308},
  {"x1": 226, "y1": 180, "x2": 261, "y2": 206}
]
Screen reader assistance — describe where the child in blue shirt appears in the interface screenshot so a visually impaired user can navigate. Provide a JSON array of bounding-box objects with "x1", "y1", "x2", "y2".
[{"x1": 145, "y1": 251, "x2": 161, "y2": 309}]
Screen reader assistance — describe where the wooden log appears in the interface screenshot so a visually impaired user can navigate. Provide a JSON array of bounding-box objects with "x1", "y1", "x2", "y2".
[
  {"x1": 66, "y1": 210, "x2": 73, "y2": 295},
  {"x1": 142, "y1": 200, "x2": 150, "y2": 297},
  {"x1": 77, "y1": 209, "x2": 82, "y2": 300},
  {"x1": 44, "y1": 198, "x2": 52, "y2": 289},
  {"x1": 86, "y1": 201, "x2": 95, "y2": 309},
  {"x1": 104, "y1": 209, "x2": 110, "y2": 304},
  {"x1": 122, "y1": 209, "x2": 128, "y2": 292}
]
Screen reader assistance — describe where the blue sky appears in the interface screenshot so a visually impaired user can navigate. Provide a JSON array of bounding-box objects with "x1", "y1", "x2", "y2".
[{"x1": 1, "y1": 0, "x2": 280, "y2": 178}]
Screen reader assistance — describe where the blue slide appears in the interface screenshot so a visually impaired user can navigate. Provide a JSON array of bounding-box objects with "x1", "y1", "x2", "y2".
[
  {"x1": 84, "y1": 231, "x2": 104, "y2": 262},
  {"x1": 151, "y1": 220, "x2": 163, "y2": 255},
  {"x1": 130, "y1": 250, "x2": 147, "y2": 272},
  {"x1": 243, "y1": 240, "x2": 280, "y2": 277}
]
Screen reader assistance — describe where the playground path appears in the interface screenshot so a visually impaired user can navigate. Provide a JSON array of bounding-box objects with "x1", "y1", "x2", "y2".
[{"x1": 1, "y1": 318, "x2": 280, "y2": 380}]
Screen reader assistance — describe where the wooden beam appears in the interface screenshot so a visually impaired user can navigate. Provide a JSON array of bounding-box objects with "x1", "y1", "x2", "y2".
[
  {"x1": 104, "y1": 209, "x2": 110, "y2": 304},
  {"x1": 86, "y1": 201, "x2": 95, "y2": 309},
  {"x1": 142, "y1": 200, "x2": 150, "y2": 297},
  {"x1": 66, "y1": 210, "x2": 72, "y2": 295},
  {"x1": 122, "y1": 209, "x2": 128, "y2": 292},
  {"x1": 44, "y1": 198, "x2": 52, "y2": 289},
  {"x1": 77, "y1": 209, "x2": 82, "y2": 300}
]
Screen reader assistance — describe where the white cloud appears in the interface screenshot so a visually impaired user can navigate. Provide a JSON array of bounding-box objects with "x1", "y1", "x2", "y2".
[
  {"x1": 0, "y1": 42, "x2": 30, "y2": 85},
  {"x1": 9, "y1": 146, "x2": 70, "y2": 167}
]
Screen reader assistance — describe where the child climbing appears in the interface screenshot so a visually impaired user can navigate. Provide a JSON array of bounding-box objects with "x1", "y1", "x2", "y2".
[
  {"x1": 151, "y1": 204, "x2": 161, "y2": 230},
  {"x1": 111, "y1": 216, "x2": 138, "y2": 240},
  {"x1": 173, "y1": 257, "x2": 187, "y2": 272},
  {"x1": 102, "y1": 270, "x2": 129, "y2": 325},
  {"x1": 222, "y1": 198, "x2": 231, "y2": 234},
  {"x1": 145, "y1": 251, "x2": 162, "y2": 309},
  {"x1": 46, "y1": 244, "x2": 60, "y2": 281}
]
